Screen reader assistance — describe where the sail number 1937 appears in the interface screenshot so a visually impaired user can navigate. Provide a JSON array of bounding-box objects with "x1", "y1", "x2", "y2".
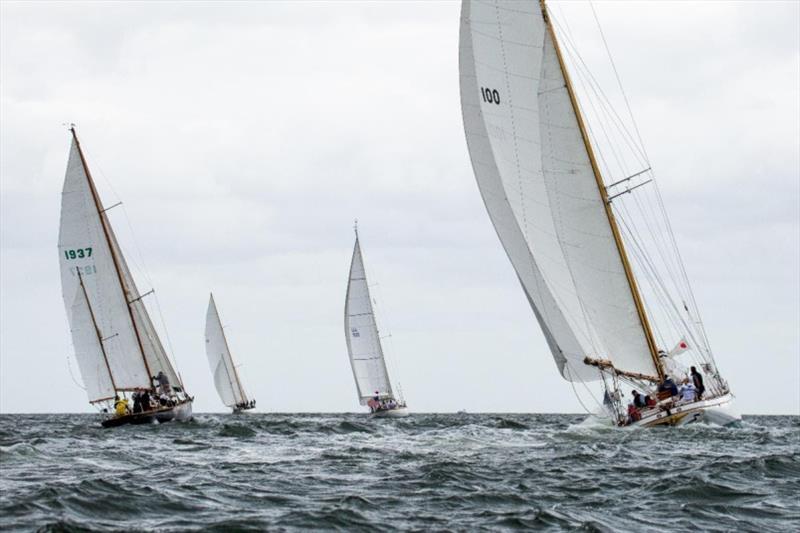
[
  {"x1": 64, "y1": 248, "x2": 93, "y2": 260},
  {"x1": 481, "y1": 87, "x2": 500, "y2": 105}
]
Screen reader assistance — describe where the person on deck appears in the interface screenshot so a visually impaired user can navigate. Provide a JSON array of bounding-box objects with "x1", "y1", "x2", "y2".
[
  {"x1": 154, "y1": 371, "x2": 171, "y2": 395},
  {"x1": 114, "y1": 395, "x2": 129, "y2": 416},
  {"x1": 132, "y1": 392, "x2": 142, "y2": 414},
  {"x1": 691, "y1": 367, "x2": 705, "y2": 400},
  {"x1": 631, "y1": 390, "x2": 646, "y2": 409},
  {"x1": 658, "y1": 376, "x2": 679, "y2": 397},
  {"x1": 140, "y1": 390, "x2": 151, "y2": 412},
  {"x1": 679, "y1": 381, "x2": 696, "y2": 402}
]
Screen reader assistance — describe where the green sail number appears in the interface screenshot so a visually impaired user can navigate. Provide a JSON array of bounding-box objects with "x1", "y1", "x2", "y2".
[{"x1": 64, "y1": 248, "x2": 93, "y2": 260}]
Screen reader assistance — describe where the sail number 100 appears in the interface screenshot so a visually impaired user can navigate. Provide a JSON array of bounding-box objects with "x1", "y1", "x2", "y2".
[
  {"x1": 64, "y1": 248, "x2": 93, "y2": 260},
  {"x1": 481, "y1": 87, "x2": 500, "y2": 105}
]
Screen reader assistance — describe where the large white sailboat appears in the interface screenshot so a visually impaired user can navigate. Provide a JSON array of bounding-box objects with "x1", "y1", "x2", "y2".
[
  {"x1": 458, "y1": 0, "x2": 739, "y2": 427},
  {"x1": 58, "y1": 127, "x2": 193, "y2": 428},
  {"x1": 344, "y1": 226, "x2": 409, "y2": 418},
  {"x1": 204, "y1": 294, "x2": 255, "y2": 414}
]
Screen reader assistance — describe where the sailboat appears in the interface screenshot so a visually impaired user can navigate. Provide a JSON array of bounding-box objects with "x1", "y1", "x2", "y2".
[
  {"x1": 58, "y1": 127, "x2": 193, "y2": 428},
  {"x1": 458, "y1": 0, "x2": 739, "y2": 427},
  {"x1": 344, "y1": 226, "x2": 409, "y2": 418},
  {"x1": 204, "y1": 294, "x2": 255, "y2": 414}
]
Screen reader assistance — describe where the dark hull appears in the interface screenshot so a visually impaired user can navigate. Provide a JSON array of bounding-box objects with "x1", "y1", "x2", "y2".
[{"x1": 101, "y1": 399, "x2": 193, "y2": 428}]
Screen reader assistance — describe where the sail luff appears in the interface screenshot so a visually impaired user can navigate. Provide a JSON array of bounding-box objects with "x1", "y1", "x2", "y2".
[
  {"x1": 539, "y1": 2, "x2": 664, "y2": 379},
  {"x1": 77, "y1": 270, "x2": 118, "y2": 392},
  {"x1": 70, "y1": 127, "x2": 154, "y2": 382}
]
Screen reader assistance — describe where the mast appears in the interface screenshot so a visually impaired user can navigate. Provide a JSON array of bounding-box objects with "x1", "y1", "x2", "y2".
[
  {"x1": 539, "y1": 1, "x2": 664, "y2": 380},
  {"x1": 69, "y1": 127, "x2": 155, "y2": 384},
  {"x1": 77, "y1": 269, "x2": 118, "y2": 397},
  {"x1": 212, "y1": 295, "x2": 248, "y2": 403}
]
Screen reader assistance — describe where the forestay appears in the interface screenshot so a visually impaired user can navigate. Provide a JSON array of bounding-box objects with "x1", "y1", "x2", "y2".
[
  {"x1": 205, "y1": 294, "x2": 249, "y2": 408},
  {"x1": 344, "y1": 236, "x2": 393, "y2": 405},
  {"x1": 458, "y1": 0, "x2": 657, "y2": 380}
]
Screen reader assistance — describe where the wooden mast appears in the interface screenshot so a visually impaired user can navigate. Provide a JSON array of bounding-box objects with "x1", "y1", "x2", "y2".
[
  {"x1": 212, "y1": 294, "x2": 249, "y2": 404},
  {"x1": 77, "y1": 269, "x2": 119, "y2": 399},
  {"x1": 70, "y1": 127, "x2": 155, "y2": 384},
  {"x1": 539, "y1": 1, "x2": 664, "y2": 380}
]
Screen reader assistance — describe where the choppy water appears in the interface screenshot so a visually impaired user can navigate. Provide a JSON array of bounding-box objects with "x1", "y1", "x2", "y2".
[{"x1": 0, "y1": 414, "x2": 798, "y2": 532}]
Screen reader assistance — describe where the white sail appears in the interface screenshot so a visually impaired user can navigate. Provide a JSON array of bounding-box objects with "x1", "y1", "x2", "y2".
[
  {"x1": 344, "y1": 235, "x2": 393, "y2": 405},
  {"x1": 459, "y1": 0, "x2": 657, "y2": 380},
  {"x1": 67, "y1": 283, "x2": 116, "y2": 402},
  {"x1": 205, "y1": 294, "x2": 248, "y2": 407},
  {"x1": 59, "y1": 137, "x2": 152, "y2": 392},
  {"x1": 108, "y1": 228, "x2": 182, "y2": 389}
]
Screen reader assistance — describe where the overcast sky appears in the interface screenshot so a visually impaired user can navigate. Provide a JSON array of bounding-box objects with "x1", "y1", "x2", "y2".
[{"x1": 1, "y1": 1, "x2": 798, "y2": 415}]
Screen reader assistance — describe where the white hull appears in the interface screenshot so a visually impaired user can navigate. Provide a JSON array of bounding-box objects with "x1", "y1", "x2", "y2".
[
  {"x1": 630, "y1": 392, "x2": 740, "y2": 428},
  {"x1": 370, "y1": 406, "x2": 409, "y2": 419}
]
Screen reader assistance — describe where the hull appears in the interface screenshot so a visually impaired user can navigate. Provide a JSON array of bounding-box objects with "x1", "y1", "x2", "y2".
[
  {"x1": 370, "y1": 406, "x2": 409, "y2": 419},
  {"x1": 101, "y1": 399, "x2": 193, "y2": 428},
  {"x1": 630, "y1": 393, "x2": 740, "y2": 428},
  {"x1": 232, "y1": 405, "x2": 255, "y2": 415}
]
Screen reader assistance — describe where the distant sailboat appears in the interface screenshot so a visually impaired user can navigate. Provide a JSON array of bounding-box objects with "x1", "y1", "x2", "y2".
[
  {"x1": 205, "y1": 294, "x2": 255, "y2": 414},
  {"x1": 344, "y1": 226, "x2": 409, "y2": 418},
  {"x1": 58, "y1": 127, "x2": 193, "y2": 427},
  {"x1": 458, "y1": 0, "x2": 739, "y2": 426}
]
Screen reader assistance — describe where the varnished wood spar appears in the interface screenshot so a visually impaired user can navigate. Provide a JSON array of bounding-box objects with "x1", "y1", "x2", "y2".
[
  {"x1": 77, "y1": 269, "x2": 118, "y2": 395},
  {"x1": 583, "y1": 356, "x2": 659, "y2": 383},
  {"x1": 70, "y1": 127, "x2": 154, "y2": 383},
  {"x1": 212, "y1": 294, "x2": 249, "y2": 404},
  {"x1": 539, "y1": 1, "x2": 664, "y2": 380}
]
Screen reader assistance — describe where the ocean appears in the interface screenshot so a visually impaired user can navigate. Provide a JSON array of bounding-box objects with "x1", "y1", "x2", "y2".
[{"x1": 1, "y1": 413, "x2": 797, "y2": 532}]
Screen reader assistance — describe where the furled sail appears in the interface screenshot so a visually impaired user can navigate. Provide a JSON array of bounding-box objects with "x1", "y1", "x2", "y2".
[
  {"x1": 205, "y1": 294, "x2": 249, "y2": 408},
  {"x1": 458, "y1": 0, "x2": 657, "y2": 380},
  {"x1": 344, "y1": 235, "x2": 393, "y2": 405},
  {"x1": 58, "y1": 130, "x2": 183, "y2": 401}
]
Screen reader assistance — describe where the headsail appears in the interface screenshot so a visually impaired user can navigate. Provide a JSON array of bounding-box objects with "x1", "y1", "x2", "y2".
[
  {"x1": 344, "y1": 233, "x2": 393, "y2": 405},
  {"x1": 58, "y1": 129, "x2": 184, "y2": 401},
  {"x1": 204, "y1": 294, "x2": 249, "y2": 408},
  {"x1": 458, "y1": 0, "x2": 658, "y2": 380}
]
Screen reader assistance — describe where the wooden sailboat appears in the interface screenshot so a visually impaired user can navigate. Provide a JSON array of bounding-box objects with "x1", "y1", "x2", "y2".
[
  {"x1": 58, "y1": 127, "x2": 193, "y2": 428},
  {"x1": 204, "y1": 294, "x2": 255, "y2": 414},
  {"x1": 458, "y1": 1, "x2": 739, "y2": 427},
  {"x1": 344, "y1": 225, "x2": 409, "y2": 418}
]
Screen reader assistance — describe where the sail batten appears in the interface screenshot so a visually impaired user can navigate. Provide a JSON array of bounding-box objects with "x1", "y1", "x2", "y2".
[
  {"x1": 344, "y1": 235, "x2": 393, "y2": 405},
  {"x1": 459, "y1": 0, "x2": 658, "y2": 380}
]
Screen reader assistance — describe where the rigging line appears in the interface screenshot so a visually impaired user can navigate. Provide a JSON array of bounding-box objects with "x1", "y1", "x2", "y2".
[
  {"x1": 615, "y1": 206, "x2": 687, "y2": 341},
  {"x1": 589, "y1": 0, "x2": 651, "y2": 163},
  {"x1": 584, "y1": 0, "x2": 712, "y2": 357},
  {"x1": 561, "y1": 36, "x2": 637, "y2": 180},
  {"x1": 651, "y1": 182, "x2": 715, "y2": 355},
  {"x1": 549, "y1": 14, "x2": 649, "y2": 168},
  {"x1": 633, "y1": 186, "x2": 693, "y2": 322},
  {"x1": 615, "y1": 208, "x2": 704, "y2": 353}
]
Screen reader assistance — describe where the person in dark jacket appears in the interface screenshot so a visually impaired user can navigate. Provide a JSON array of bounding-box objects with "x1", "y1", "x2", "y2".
[
  {"x1": 631, "y1": 390, "x2": 647, "y2": 408},
  {"x1": 691, "y1": 366, "x2": 705, "y2": 400}
]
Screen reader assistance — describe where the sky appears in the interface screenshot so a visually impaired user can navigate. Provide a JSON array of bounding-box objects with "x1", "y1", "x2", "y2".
[{"x1": 1, "y1": 1, "x2": 798, "y2": 415}]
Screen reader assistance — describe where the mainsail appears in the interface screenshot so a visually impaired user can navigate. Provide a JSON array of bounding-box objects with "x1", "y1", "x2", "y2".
[
  {"x1": 204, "y1": 294, "x2": 249, "y2": 408},
  {"x1": 458, "y1": 0, "x2": 660, "y2": 381},
  {"x1": 58, "y1": 128, "x2": 183, "y2": 403},
  {"x1": 344, "y1": 233, "x2": 393, "y2": 405}
]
